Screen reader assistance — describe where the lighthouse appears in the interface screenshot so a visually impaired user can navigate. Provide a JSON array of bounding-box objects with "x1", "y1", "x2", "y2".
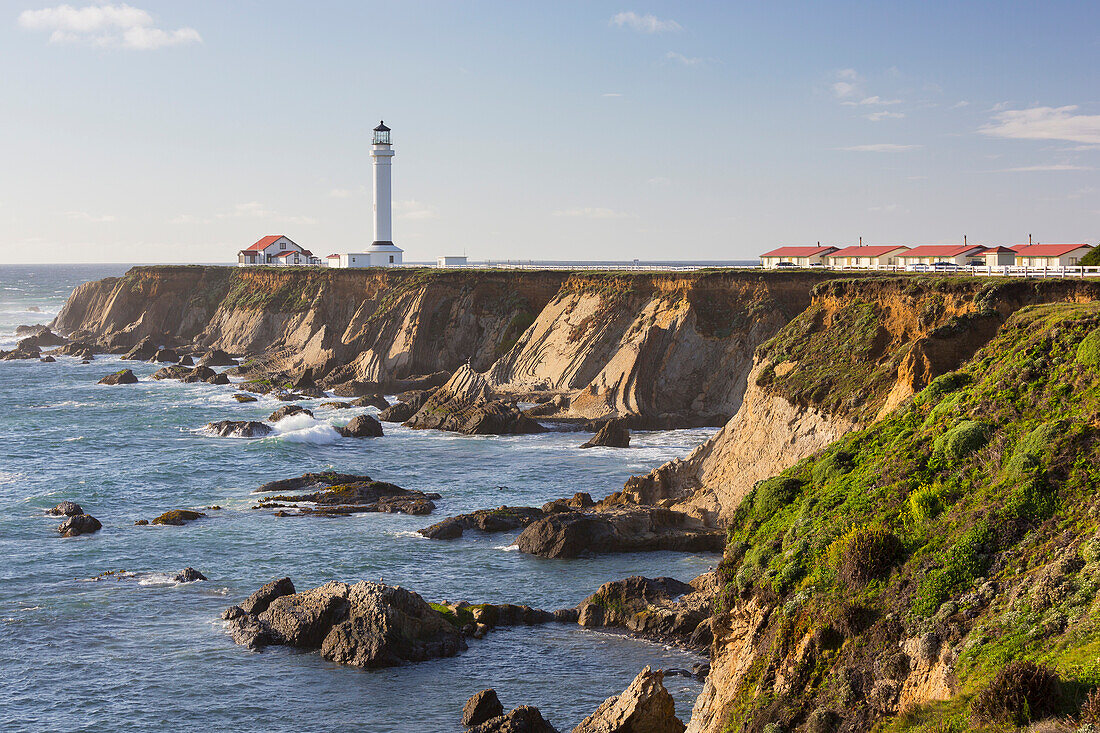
[{"x1": 367, "y1": 120, "x2": 403, "y2": 266}]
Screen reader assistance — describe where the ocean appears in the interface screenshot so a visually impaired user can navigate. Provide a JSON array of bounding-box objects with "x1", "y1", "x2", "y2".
[{"x1": 0, "y1": 264, "x2": 719, "y2": 732}]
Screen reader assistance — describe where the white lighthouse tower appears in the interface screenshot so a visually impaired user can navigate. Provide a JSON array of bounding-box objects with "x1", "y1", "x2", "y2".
[{"x1": 366, "y1": 120, "x2": 403, "y2": 266}]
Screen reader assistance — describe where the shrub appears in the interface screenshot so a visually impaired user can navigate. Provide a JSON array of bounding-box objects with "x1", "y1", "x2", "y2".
[
  {"x1": 1078, "y1": 687, "x2": 1100, "y2": 724},
  {"x1": 970, "y1": 660, "x2": 1062, "y2": 725},
  {"x1": 933, "y1": 420, "x2": 992, "y2": 459},
  {"x1": 913, "y1": 522, "x2": 992, "y2": 617},
  {"x1": 753, "y1": 476, "x2": 804, "y2": 516},
  {"x1": 839, "y1": 526, "x2": 904, "y2": 586},
  {"x1": 917, "y1": 371, "x2": 973, "y2": 405},
  {"x1": 909, "y1": 484, "x2": 944, "y2": 523},
  {"x1": 812, "y1": 449, "x2": 854, "y2": 488},
  {"x1": 1004, "y1": 421, "x2": 1063, "y2": 477},
  {"x1": 1078, "y1": 328, "x2": 1100, "y2": 368},
  {"x1": 772, "y1": 562, "x2": 805, "y2": 593}
]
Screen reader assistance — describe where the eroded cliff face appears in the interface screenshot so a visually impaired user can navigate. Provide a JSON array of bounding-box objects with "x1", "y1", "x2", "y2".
[
  {"x1": 621, "y1": 277, "x2": 1100, "y2": 526},
  {"x1": 53, "y1": 266, "x2": 837, "y2": 425}
]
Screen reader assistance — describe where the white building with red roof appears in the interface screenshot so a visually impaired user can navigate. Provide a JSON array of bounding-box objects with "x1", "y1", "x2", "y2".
[
  {"x1": 759, "y1": 245, "x2": 838, "y2": 269},
  {"x1": 237, "y1": 235, "x2": 322, "y2": 266},
  {"x1": 896, "y1": 244, "x2": 986, "y2": 268},
  {"x1": 1013, "y1": 243, "x2": 1093, "y2": 268},
  {"x1": 825, "y1": 244, "x2": 909, "y2": 269},
  {"x1": 977, "y1": 246, "x2": 1017, "y2": 267}
]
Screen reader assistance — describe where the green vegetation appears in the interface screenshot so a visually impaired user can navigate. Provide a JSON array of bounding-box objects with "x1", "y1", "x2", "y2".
[{"x1": 716, "y1": 301, "x2": 1100, "y2": 731}]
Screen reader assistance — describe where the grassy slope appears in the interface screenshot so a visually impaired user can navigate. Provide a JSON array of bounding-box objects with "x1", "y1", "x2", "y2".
[{"x1": 714, "y1": 301, "x2": 1100, "y2": 731}]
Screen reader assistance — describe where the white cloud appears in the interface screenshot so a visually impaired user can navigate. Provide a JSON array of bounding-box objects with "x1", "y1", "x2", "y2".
[
  {"x1": 18, "y1": 4, "x2": 201, "y2": 50},
  {"x1": 665, "y1": 51, "x2": 703, "y2": 66},
  {"x1": 65, "y1": 210, "x2": 115, "y2": 222},
  {"x1": 952, "y1": 100, "x2": 970, "y2": 109},
  {"x1": 979, "y1": 105, "x2": 1100, "y2": 145},
  {"x1": 601, "y1": 92, "x2": 623, "y2": 98},
  {"x1": 837, "y1": 68, "x2": 860, "y2": 80},
  {"x1": 832, "y1": 81, "x2": 858, "y2": 99},
  {"x1": 999, "y1": 164, "x2": 1093, "y2": 172},
  {"x1": 842, "y1": 95, "x2": 903, "y2": 106},
  {"x1": 394, "y1": 199, "x2": 437, "y2": 220},
  {"x1": 865, "y1": 111, "x2": 905, "y2": 122},
  {"x1": 839, "y1": 143, "x2": 920, "y2": 152},
  {"x1": 609, "y1": 11, "x2": 681, "y2": 33},
  {"x1": 553, "y1": 207, "x2": 631, "y2": 219}
]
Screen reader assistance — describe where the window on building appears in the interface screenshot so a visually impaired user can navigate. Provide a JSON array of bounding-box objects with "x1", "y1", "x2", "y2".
[
  {"x1": 389, "y1": 255, "x2": 394, "y2": 263},
  {"x1": 280, "y1": 242, "x2": 286, "y2": 250}
]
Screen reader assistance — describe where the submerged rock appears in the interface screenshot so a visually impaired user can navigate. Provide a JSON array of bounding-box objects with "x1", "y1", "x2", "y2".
[
  {"x1": 39, "y1": 355, "x2": 56, "y2": 363},
  {"x1": 318, "y1": 401, "x2": 352, "y2": 410},
  {"x1": 255, "y1": 472, "x2": 438, "y2": 516},
  {"x1": 268, "y1": 405, "x2": 313, "y2": 422},
  {"x1": 58, "y1": 514, "x2": 102, "y2": 537},
  {"x1": 338, "y1": 414, "x2": 384, "y2": 438},
  {"x1": 47, "y1": 501, "x2": 84, "y2": 517},
  {"x1": 463, "y1": 689, "x2": 504, "y2": 727},
  {"x1": 573, "y1": 666, "x2": 684, "y2": 733},
  {"x1": 151, "y1": 509, "x2": 206, "y2": 526},
  {"x1": 98, "y1": 369, "x2": 138, "y2": 385},
  {"x1": 205, "y1": 420, "x2": 273, "y2": 438},
  {"x1": 232, "y1": 393, "x2": 258, "y2": 403},
  {"x1": 174, "y1": 567, "x2": 208, "y2": 582},
  {"x1": 419, "y1": 506, "x2": 546, "y2": 540},
  {"x1": 223, "y1": 579, "x2": 466, "y2": 668},
  {"x1": 514, "y1": 507, "x2": 724, "y2": 559},
  {"x1": 580, "y1": 420, "x2": 631, "y2": 449}
]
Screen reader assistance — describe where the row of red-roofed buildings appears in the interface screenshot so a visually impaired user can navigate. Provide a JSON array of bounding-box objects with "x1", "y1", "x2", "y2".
[{"x1": 759, "y1": 242, "x2": 1093, "y2": 271}]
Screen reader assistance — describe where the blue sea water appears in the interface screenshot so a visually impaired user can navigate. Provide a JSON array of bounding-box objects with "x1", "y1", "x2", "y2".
[{"x1": 0, "y1": 265, "x2": 719, "y2": 732}]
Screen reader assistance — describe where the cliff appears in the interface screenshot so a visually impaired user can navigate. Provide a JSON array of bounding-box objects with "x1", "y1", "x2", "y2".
[
  {"x1": 618, "y1": 278, "x2": 1100, "y2": 525},
  {"x1": 687, "y1": 299, "x2": 1100, "y2": 732},
  {"x1": 53, "y1": 265, "x2": 840, "y2": 426}
]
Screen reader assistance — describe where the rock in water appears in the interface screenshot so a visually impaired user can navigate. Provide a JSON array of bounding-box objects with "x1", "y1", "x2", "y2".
[
  {"x1": 174, "y1": 567, "x2": 207, "y2": 582},
  {"x1": 223, "y1": 580, "x2": 466, "y2": 668},
  {"x1": 268, "y1": 405, "x2": 313, "y2": 422},
  {"x1": 123, "y1": 336, "x2": 158, "y2": 361},
  {"x1": 353, "y1": 394, "x2": 390, "y2": 410},
  {"x1": 178, "y1": 355, "x2": 195, "y2": 366},
  {"x1": 152, "y1": 365, "x2": 193, "y2": 381},
  {"x1": 232, "y1": 393, "x2": 258, "y2": 403},
  {"x1": 39, "y1": 356, "x2": 56, "y2": 363},
  {"x1": 319, "y1": 401, "x2": 352, "y2": 410},
  {"x1": 254, "y1": 473, "x2": 438, "y2": 516},
  {"x1": 513, "y1": 507, "x2": 724, "y2": 559},
  {"x1": 150, "y1": 348, "x2": 179, "y2": 363},
  {"x1": 57, "y1": 514, "x2": 102, "y2": 537},
  {"x1": 98, "y1": 369, "x2": 138, "y2": 385},
  {"x1": 403, "y1": 366, "x2": 546, "y2": 435},
  {"x1": 574, "y1": 576, "x2": 709, "y2": 647},
  {"x1": 47, "y1": 501, "x2": 84, "y2": 517},
  {"x1": 418, "y1": 506, "x2": 546, "y2": 540},
  {"x1": 573, "y1": 666, "x2": 684, "y2": 733},
  {"x1": 378, "y1": 389, "x2": 435, "y2": 422},
  {"x1": 338, "y1": 414, "x2": 384, "y2": 438},
  {"x1": 463, "y1": 689, "x2": 504, "y2": 727},
  {"x1": 182, "y1": 366, "x2": 216, "y2": 383},
  {"x1": 469, "y1": 706, "x2": 559, "y2": 733},
  {"x1": 199, "y1": 349, "x2": 237, "y2": 367},
  {"x1": 151, "y1": 509, "x2": 206, "y2": 526},
  {"x1": 206, "y1": 372, "x2": 230, "y2": 385},
  {"x1": 205, "y1": 420, "x2": 272, "y2": 438},
  {"x1": 240, "y1": 577, "x2": 296, "y2": 615},
  {"x1": 580, "y1": 420, "x2": 630, "y2": 449}
]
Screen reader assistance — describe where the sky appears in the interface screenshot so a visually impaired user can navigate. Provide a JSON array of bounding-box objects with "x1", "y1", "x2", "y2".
[{"x1": 1, "y1": 1, "x2": 1098, "y2": 264}]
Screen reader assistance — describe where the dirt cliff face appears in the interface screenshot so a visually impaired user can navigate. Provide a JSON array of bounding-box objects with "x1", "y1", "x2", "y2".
[
  {"x1": 53, "y1": 266, "x2": 837, "y2": 425},
  {"x1": 622, "y1": 278, "x2": 1100, "y2": 526}
]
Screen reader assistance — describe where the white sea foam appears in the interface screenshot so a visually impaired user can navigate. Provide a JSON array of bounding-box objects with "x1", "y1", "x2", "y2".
[
  {"x1": 270, "y1": 414, "x2": 342, "y2": 444},
  {"x1": 136, "y1": 572, "x2": 183, "y2": 586},
  {"x1": 494, "y1": 544, "x2": 520, "y2": 552},
  {"x1": 62, "y1": 436, "x2": 85, "y2": 442},
  {"x1": 391, "y1": 530, "x2": 428, "y2": 540}
]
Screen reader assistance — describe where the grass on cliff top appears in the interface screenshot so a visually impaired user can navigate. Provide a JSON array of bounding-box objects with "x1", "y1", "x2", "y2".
[{"x1": 716, "y1": 301, "x2": 1100, "y2": 731}]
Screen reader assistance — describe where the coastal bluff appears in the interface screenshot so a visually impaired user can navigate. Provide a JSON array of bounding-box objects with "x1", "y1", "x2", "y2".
[{"x1": 52, "y1": 265, "x2": 840, "y2": 427}]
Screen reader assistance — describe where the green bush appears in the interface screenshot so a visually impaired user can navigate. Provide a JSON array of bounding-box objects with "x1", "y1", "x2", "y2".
[
  {"x1": 1004, "y1": 420, "x2": 1063, "y2": 477},
  {"x1": 970, "y1": 660, "x2": 1062, "y2": 725},
  {"x1": 753, "y1": 476, "x2": 804, "y2": 516},
  {"x1": 933, "y1": 420, "x2": 992, "y2": 459},
  {"x1": 916, "y1": 371, "x2": 973, "y2": 405},
  {"x1": 913, "y1": 522, "x2": 992, "y2": 616},
  {"x1": 839, "y1": 527, "x2": 904, "y2": 586},
  {"x1": 773, "y1": 562, "x2": 805, "y2": 593},
  {"x1": 908, "y1": 484, "x2": 944, "y2": 523},
  {"x1": 811, "y1": 449, "x2": 854, "y2": 488},
  {"x1": 1078, "y1": 328, "x2": 1100, "y2": 368}
]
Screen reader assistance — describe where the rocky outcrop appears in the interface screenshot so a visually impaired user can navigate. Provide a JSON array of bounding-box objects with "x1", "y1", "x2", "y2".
[
  {"x1": 150, "y1": 347, "x2": 179, "y2": 363},
  {"x1": 352, "y1": 393, "x2": 390, "y2": 409},
  {"x1": 16, "y1": 327, "x2": 67, "y2": 349},
  {"x1": 151, "y1": 509, "x2": 205, "y2": 526},
  {"x1": 200, "y1": 349, "x2": 237, "y2": 367},
  {"x1": 174, "y1": 567, "x2": 207, "y2": 582},
  {"x1": 222, "y1": 580, "x2": 466, "y2": 668},
  {"x1": 232, "y1": 393, "x2": 258, "y2": 403},
  {"x1": 580, "y1": 420, "x2": 630, "y2": 448},
  {"x1": 47, "y1": 501, "x2": 84, "y2": 516},
  {"x1": 574, "y1": 667, "x2": 685, "y2": 733},
  {"x1": 469, "y1": 706, "x2": 558, "y2": 733},
  {"x1": 253, "y1": 472, "x2": 439, "y2": 516},
  {"x1": 268, "y1": 405, "x2": 312, "y2": 422},
  {"x1": 575, "y1": 575, "x2": 715, "y2": 650},
  {"x1": 418, "y1": 506, "x2": 546, "y2": 540},
  {"x1": 464, "y1": 689, "x2": 505, "y2": 727},
  {"x1": 379, "y1": 389, "x2": 435, "y2": 422},
  {"x1": 337, "y1": 414, "x2": 384, "y2": 438},
  {"x1": 514, "y1": 507, "x2": 724, "y2": 559},
  {"x1": 123, "y1": 336, "x2": 158, "y2": 361},
  {"x1": 205, "y1": 420, "x2": 272, "y2": 438},
  {"x1": 404, "y1": 366, "x2": 546, "y2": 435},
  {"x1": 98, "y1": 369, "x2": 138, "y2": 385},
  {"x1": 57, "y1": 514, "x2": 101, "y2": 537}
]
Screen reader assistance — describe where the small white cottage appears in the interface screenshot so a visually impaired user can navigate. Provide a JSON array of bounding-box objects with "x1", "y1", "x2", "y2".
[
  {"x1": 238, "y1": 235, "x2": 321, "y2": 266},
  {"x1": 327, "y1": 242, "x2": 404, "y2": 268}
]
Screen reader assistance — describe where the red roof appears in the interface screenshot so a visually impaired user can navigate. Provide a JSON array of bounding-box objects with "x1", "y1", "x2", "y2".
[
  {"x1": 1013, "y1": 243, "x2": 1092, "y2": 257},
  {"x1": 828, "y1": 245, "x2": 909, "y2": 258},
  {"x1": 760, "y1": 245, "x2": 838, "y2": 258},
  {"x1": 326, "y1": 253, "x2": 340, "y2": 258},
  {"x1": 901, "y1": 245, "x2": 985, "y2": 258},
  {"x1": 244, "y1": 235, "x2": 286, "y2": 252},
  {"x1": 978, "y1": 246, "x2": 1016, "y2": 254},
  {"x1": 273, "y1": 249, "x2": 313, "y2": 258}
]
